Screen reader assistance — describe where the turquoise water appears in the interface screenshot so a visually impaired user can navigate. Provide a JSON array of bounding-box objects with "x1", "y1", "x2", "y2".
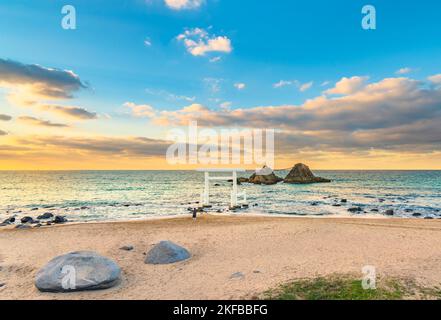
[{"x1": 0, "y1": 171, "x2": 440, "y2": 222}]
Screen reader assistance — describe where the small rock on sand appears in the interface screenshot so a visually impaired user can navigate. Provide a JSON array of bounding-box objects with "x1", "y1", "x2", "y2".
[
  {"x1": 15, "y1": 224, "x2": 31, "y2": 229},
  {"x1": 230, "y1": 272, "x2": 245, "y2": 280},
  {"x1": 35, "y1": 251, "x2": 121, "y2": 292},
  {"x1": 120, "y1": 246, "x2": 134, "y2": 251},
  {"x1": 145, "y1": 241, "x2": 191, "y2": 265}
]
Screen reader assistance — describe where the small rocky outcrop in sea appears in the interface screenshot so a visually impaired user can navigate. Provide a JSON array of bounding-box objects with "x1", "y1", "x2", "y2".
[
  {"x1": 35, "y1": 251, "x2": 121, "y2": 292},
  {"x1": 0, "y1": 217, "x2": 15, "y2": 227},
  {"x1": 284, "y1": 163, "x2": 331, "y2": 184},
  {"x1": 54, "y1": 216, "x2": 68, "y2": 224},
  {"x1": 37, "y1": 212, "x2": 54, "y2": 220},
  {"x1": 145, "y1": 241, "x2": 191, "y2": 265},
  {"x1": 21, "y1": 216, "x2": 35, "y2": 224},
  {"x1": 248, "y1": 166, "x2": 283, "y2": 185}
]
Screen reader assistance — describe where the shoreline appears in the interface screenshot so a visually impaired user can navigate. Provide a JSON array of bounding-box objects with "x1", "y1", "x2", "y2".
[
  {"x1": 2, "y1": 214, "x2": 441, "y2": 299},
  {"x1": 0, "y1": 211, "x2": 396, "y2": 230}
]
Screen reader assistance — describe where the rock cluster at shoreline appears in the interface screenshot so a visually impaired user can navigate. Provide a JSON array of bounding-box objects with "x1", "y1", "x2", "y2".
[
  {"x1": 0, "y1": 213, "x2": 68, "y2": 230},
  {"x1": 237, "y1": 163, "x2": 331, "y2": 186}
]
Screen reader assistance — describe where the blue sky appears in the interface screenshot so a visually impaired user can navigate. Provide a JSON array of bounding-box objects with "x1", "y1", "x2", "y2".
[
  {"x1": 1, "y1": 0, "x2": 441, "y2": 169},
  {"x1": 2, "y1": 0, "x2": 441, "y2": 112}
]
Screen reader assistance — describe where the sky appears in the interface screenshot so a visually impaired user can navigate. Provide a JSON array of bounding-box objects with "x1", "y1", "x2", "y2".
[{"x1": 0, "y1": 0, "x2": 441, "y2": 170}]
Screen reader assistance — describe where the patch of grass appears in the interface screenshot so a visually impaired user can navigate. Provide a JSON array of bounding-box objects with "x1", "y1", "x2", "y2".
[{"x1": 263, "y1": 275, "x2": 413, "y2": 300}]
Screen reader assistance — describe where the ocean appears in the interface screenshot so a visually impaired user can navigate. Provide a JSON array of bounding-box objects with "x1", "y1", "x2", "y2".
[{"x1": 0, "y1": 170, "x2": 440, "y2": 223}]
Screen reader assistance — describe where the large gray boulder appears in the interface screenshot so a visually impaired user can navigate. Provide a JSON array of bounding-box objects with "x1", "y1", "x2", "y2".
[
  {"x1": 248, "y1": 166, "x2": 283, "y2": 185},
  {"x1": 145, "y1": 241, "x2": 191, "y2": 265},
  {"x1": 35, "y1": 251, "x2": 121, "y2": 292},
  {"x1": 284, "y1": 163, "x2": 331, "y2": 184}
]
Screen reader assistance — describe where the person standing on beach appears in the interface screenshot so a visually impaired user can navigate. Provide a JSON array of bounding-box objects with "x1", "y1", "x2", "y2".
[{"x1": 192, "y1": 208, "x2": 197, "y2": 220}]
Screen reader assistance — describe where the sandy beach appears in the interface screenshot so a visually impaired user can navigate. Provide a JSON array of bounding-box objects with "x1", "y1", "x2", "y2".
[{"x1": 1, "y1": 214, "x2": 441, "y2": 300}]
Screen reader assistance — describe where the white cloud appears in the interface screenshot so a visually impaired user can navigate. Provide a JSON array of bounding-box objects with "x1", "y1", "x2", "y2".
[
  {"x1": 209, "y1": 56, "x2": 222, "y2": 63},
  {"x1": 177, "y1": 28, "x2": 232, "y2": 57},
  {"x1": 220, "y1": 101, "x2": 232, "y2": 110},
  {"x1": 325, "y1": 76, "x2": 369, "y2": 95},
  {"x1": 144, "y1": 37, "x2": 152, "y2": 47},
  {"x1": 204, "y1": 77, "x2": 222, "y2": 93},
  {"x1": 396, "y1": 67, "x2": 412, "y2": 75},
  {"x1": 299, "y1": 81, "x2": 313, "y2": 92},
  {"x1": 234, "y1": 83, "x2": 246, "y2": 90},
  {"x1": 274, "y1": 80, "x2": 312, "y2": 92},
  {"x1": 124, "y1": 102, "x2": 156, "y2": 118},
  {"x1": 149, "y1": 76, "x2": 441, "y2": 155},
  {"x1": 145, "y1": 88, "x2": 195, "y2": 102},
  {"x1": 164, "y1": 0, "x2": 203, "y2": 10},
  {"x1": 273, "y1": 80, "x2": 295, "y2": 88},
  {"x1": 428, "y1": 74, "x2": 441, "y2": 84}
]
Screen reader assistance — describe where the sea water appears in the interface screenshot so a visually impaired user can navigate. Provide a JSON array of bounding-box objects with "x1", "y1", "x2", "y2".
[{"x1": 0, "y1": 170, "x2": 440, "y2": 222}]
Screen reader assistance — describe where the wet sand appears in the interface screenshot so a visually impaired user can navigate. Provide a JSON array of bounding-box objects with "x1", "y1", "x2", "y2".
[{"x1": 1, "y1": 214, "x2": 441, "y2": 300}]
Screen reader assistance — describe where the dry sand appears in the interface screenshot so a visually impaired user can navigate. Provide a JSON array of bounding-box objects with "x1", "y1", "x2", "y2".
[{"x1": 1, "y1": 214, "x2": 441, "y2": 300}]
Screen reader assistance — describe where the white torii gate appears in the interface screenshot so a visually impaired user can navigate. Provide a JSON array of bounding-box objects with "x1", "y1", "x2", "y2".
[{"x1": 197, "y1": 169, "x2": 248, "y2": 208}]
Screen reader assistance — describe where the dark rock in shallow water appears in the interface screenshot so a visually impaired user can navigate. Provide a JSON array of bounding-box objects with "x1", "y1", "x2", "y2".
[
  {"x1": 145, "y1": 241, "x2": 191, "y2": 265},
  {"x1": 412, "y1": 213, "x2": 422, "y2": 217},
  {"x1": 371, "y1": 209, "x2": 379, "y2": 212},
  {"x1": 37, "y1": 212, "x2": 54, "y2": 220},
  {"x1": 385, "y1": 209, "x2": 394, "y2": 216},
  {"x1": 2, "y1": 217, "x2": 15, "y2": 224},
  {"x1": 21, "y1": 216, "x2": 34, "y2": 224},
  {"x1": 35, "y1": 251, "x2": 121, "y2": 293},
  {"x1": 54, "y1": 216, "x2": 67, "y2": 224},
  {"x1": 348, "y1": 207, "x2": 363, "y2": 213},
  {"x1": 404, "y1": 209, "x2": 413, "y2": 213},
  {"x1": 341, "y1": 199, "x2": 348, "y2": 203},
  {"x1": 284, "y1": 163, "x2": 331, "y2": 184},
  {"x1": 248, "y1": 166, "x2": 283, "y2": 185},
  {"x1": 238, "y1": 177, "x2": 249, "y2": 184},
  {"x1": 31, "y1": 208, "x2": 39, "y2": 211},
  {"x1": 424, "y1": 216, "x2": 434, "y2": 220}
]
